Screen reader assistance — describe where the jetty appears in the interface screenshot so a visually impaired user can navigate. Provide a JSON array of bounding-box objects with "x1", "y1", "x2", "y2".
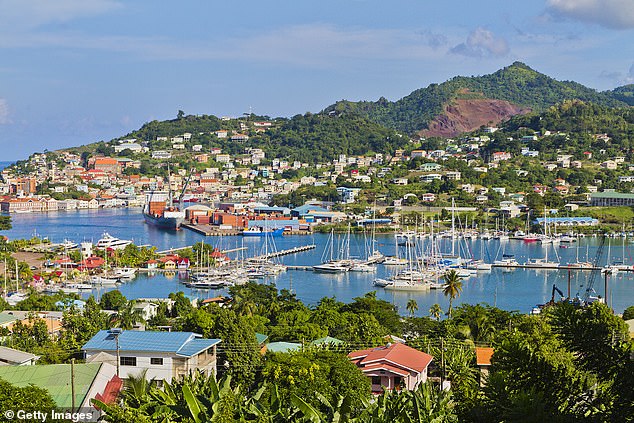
[
  {"x1": 181, "y1": 223, "x2": 312, "y2": 236},
  {"x1": 250, "y1": 245, "x2": 316, "y2": 261},
  {"x1": 157, "y1": 245, "x2": 248, "y2": 255}
]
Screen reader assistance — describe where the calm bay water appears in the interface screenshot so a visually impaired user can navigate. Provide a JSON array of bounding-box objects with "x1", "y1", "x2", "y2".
[{"x1": 3, "y1": 208, "x2": 633, "y2": 314}]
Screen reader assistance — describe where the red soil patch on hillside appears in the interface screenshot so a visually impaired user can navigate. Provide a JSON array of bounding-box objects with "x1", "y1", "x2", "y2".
[{"x1": 421, "y1": 98, "x2": 530, "y2": 138}]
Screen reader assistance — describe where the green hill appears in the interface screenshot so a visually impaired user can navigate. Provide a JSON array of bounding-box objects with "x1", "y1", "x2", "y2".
[
  {"x1": 107, "y1": 112, "x2": 408, "y2": 163},
  {"x1": 324, "y1": 62, "x2": 630, "y2": 134},
  {"x1": 611, "y1": 84, "x2": 634, "y2": 106}
]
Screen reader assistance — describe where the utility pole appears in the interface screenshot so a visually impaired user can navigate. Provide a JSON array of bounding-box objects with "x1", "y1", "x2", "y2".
[
  {"x1": 604, "y1": 271, "x2": 609, "y2": 308},
  {"x1": 440, "y1": 337, "x2": 445, "y2": 389},
  {"x1": 115, "y1": 332, "x2": 121, "y2": 377},
  {"x1": 71, "y1": 358, "x2": 76, "y2": 412}
]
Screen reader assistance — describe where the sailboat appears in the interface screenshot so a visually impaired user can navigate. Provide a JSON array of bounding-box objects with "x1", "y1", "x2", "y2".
[
  {"x1": 562, "y1": 235, "x2": 593, "y2": 268},
  {"x1": 313, "y1": 229, "x2": 351, "y2": 273},
  {"x1": 524, "y1": 243, "x2": 560, "y2": 268},
  {"x1": 383, "y1": 229, "x2": 408, "y2": 266}
]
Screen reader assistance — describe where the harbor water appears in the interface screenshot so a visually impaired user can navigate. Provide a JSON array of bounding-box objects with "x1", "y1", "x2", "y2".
[{"x1": 3, "y1": 208, "x2": 633, "y2": 314}]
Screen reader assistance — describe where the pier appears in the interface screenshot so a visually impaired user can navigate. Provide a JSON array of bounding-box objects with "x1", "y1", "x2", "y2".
[
  {"x1": 181, "y1": 223, "x2": 312, "y2": 236},
  {"x1": 250, "y1": 244, "x2": 316, "y2": 261},
  {"x1": 286, "y1": 265, "x2": 313, "y2": 271},
  {"x1": 156, "y1": 245, "x2": 248, "y2": 255}
]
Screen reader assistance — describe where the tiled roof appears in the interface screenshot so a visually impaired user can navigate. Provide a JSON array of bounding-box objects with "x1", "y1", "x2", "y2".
[
  {"x1": 360, "y1": 362, "x2": 409, "y2": 377},
  {"x1": 348, "y1": 343, "x2": 433, "y2": 373},
  {"x1": 82, "y1": 330, "x2": 220, "y2": 357}
]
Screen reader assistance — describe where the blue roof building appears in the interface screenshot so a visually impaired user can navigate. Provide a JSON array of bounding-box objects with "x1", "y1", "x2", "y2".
[
  {"x1": 83, "y1": 330, "x2": 221, "y2": 381},
  {"x1": 534, "y1": 217, "x2": 599, "y2": 226}
]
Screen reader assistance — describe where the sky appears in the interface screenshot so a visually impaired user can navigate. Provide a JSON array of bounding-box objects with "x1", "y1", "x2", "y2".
[{"x1": 1, "y1": 0, "x2": 633, "y2": 161}]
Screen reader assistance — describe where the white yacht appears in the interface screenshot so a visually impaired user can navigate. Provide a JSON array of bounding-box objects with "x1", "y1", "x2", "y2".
[
  {"x1": 465, "y1": 259, "x2": 492, "y2": 271},
  {"x1": 384, "y1": 279, "x2": 431, "y2": 291},
  {"x1": 524, "y1": 258, "x2": 559, "y2": 268},
  {"x1": 493, "y1": 255, "x2": 519, "y2": 267},
  {"x1": 312, "y1": 261, "x2": 350, "y2": 273},
  {"x1": 111, "y1": 267, "x2": 137, "y2": 279},
  {"x1": 96, "y1": 233, "x2": 133, "y2": 250},
  {"x1": 382, "y1": 256, "x2": 408, "y2": 266},
  {"x1": 90, "y1": 275, "x2": 120, "y2": 286},
  {"x1": 349, "y1": 262, "x2": 376, "y2": 272}
]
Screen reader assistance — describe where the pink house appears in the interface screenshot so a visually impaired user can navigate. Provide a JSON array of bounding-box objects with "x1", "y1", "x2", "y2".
[{"x1": 348, "y1": 343, "x2": 433, "y2": 394}]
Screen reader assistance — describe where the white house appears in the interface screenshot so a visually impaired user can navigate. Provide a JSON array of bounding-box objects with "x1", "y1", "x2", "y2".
[
  {"x1": 337, "y1": 187, "x2": 361, "y2": 203},
  {"x1": 83, "y1": 330, "x2": 221, "y2": 382}
]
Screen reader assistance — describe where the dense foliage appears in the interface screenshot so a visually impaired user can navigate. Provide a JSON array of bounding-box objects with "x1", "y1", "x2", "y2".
[
  {"x1": 4, "y1": 281, "x2": 633, "y2": 422},
  {"x1": 325, "y1": 62, "x2": 631, "y2": 133}
]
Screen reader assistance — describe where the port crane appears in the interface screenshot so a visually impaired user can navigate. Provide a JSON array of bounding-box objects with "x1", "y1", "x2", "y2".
[
  {"x1": 576, "y1": 234, "x2": 607, "y2": 306},
  {"x1": 177, "y1": 168, "x2": 196, "y2": 205}
]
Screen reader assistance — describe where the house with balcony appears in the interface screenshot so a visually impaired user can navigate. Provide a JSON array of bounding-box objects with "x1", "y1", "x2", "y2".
[
  {"x1": 83, "y1": 330, "x2": 221, "y2": 382},
  {"x1": 348, "y1": 343, "x2": 433, "y2": 394}
]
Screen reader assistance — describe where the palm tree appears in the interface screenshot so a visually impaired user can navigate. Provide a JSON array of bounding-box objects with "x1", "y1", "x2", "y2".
[
  {"x1": 429, "y1": 303, "x2": 443, "y2": 321},
  {"x1": 406, "y1": 299, "x2": 419, "y2": 317},
  {"x1": 442, "y1": 270, "x2": 463, "y2": 317},
  {"x1": 109, "y1": 300, "x2": 145, "y2": 330}
]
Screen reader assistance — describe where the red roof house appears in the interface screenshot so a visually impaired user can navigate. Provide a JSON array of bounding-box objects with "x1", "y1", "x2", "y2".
[{"x1": 348, "y1": 343, "x2": 433, "y2": 394}]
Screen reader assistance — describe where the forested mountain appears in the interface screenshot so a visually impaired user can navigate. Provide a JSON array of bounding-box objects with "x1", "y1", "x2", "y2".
[
  {"x1": 115, "y1": 112, "x2": 408, "y2": 163},
  {"x1": 264, "y1": 113, "x2": 407, "y2": 162},
  {"x1": 481, "y1": 100, "x2": 634, "y2": 158},
  {"x1": 611, "y1": 84, "x2": 634, "y2": 106},
  {"x1": 76, "y1": 63, "x2": 633, "y2": 163},
  {"x1": 324, "y1": 62, "x2": 631, "y2": 136}
]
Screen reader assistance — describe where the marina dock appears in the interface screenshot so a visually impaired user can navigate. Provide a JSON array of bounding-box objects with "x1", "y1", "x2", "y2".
[
  {"x1": 250, "y1": 244, "x2": 316, "y2": 260},
  {"x1": 181, "y1": 223, "x2": 312, "y2": 236}
]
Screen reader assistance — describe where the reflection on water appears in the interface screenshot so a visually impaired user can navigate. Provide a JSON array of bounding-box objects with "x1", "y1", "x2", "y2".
[{"x1": 3, "y1": 208, "x2": 633, "y2": 314}]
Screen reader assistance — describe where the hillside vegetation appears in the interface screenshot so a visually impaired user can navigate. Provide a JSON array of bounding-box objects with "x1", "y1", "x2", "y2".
[{"x1": 325, "y1": 62, "x2": 631, "y2": 134}]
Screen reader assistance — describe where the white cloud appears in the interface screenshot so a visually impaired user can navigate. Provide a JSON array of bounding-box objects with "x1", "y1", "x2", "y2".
[
  {"x1": 450, "y1": 28, "x2": 509, "y2": 58},
  {"x1": 0, "y1": 99, "x2": 11, "y2": 124},
  {"x1": 600, "y1": 63, "x2": 634, "y2": 85},
  {"x1": 546, "y1": 0, "x2": 634, "y2": 29},
  {"x1": 0, "y1": 0, "x2": 121, "y2": 29},
  {"x1": 0, "y1": 23, "x2": 449, "y2": 67}
]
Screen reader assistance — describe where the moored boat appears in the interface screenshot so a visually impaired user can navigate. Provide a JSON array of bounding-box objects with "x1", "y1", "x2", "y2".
[{"x1": 95, "y1": 233, "x2": 132, "y2": 250}]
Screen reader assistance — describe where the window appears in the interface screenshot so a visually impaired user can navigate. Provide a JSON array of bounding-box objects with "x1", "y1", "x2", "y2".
[
  {"x1": 150, "y1": 357, "x2": 163, "y2": 365},
  {"x1": 371, "y1": 376, "x2": 381, "y2": 385},
  {"x1": 120, "y1": 356, "x2": 136, "y2": 366}
]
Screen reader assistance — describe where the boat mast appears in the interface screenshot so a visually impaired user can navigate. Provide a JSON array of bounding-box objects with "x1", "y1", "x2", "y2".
[
  {"x1": 167, "y1": 162, "x2": 173, "y2": 208},
  {"x1": 451, "y1": 198, "x2": 456, "y2": 257}
]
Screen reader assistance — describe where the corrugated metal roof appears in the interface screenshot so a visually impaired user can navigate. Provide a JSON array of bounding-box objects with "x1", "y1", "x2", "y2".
[
  {"x1": 590, "y1": 191, "x2": 634, "y2": 199},
  {"x1": 0, "y1": 346, "x2": 39, "y2": 364},
  {"x1": 0, "y1": 363, "x2": 103, "y2": 409},
  {"x1": 82, "y1": 330, "x2": 220, "y2": 357},
  {"x1": 311, "y1": 336, "x2": 344, "y2": 346},
  {"x1": 255, "y1": 333, "x2": 269, "y2": 344},
  {"x1": 266, "y1": 342, "x2": 301, "y2": 353}
]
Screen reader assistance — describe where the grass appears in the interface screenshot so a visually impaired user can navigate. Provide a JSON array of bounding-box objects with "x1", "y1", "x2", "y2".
[{"x1": 581, "y1": 206, "x2": 634, "y2": 225}]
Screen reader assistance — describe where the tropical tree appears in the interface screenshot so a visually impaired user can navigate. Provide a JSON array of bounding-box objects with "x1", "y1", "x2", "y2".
[
  {"x1": 429, "y1": 303, "x2": 443, "y2": 321},
  {"x1": 357, "y1": 381, "x2": 458, "y2": 422},
  {"x1": 0, "y1": 378, "x2": 58, "y2": 417},
  {"x1": 442, "y1": 270, "x2": 463, "y2": 317},
  {"x1": 406, "y1": 299, "x2": 419, "y2": 318},
  {"x1": 108, "y1": 300, "x2": 144, "y2": 330},
  {"x1": 100, "y1": 290, "x2": 128, "y2": 311}
]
